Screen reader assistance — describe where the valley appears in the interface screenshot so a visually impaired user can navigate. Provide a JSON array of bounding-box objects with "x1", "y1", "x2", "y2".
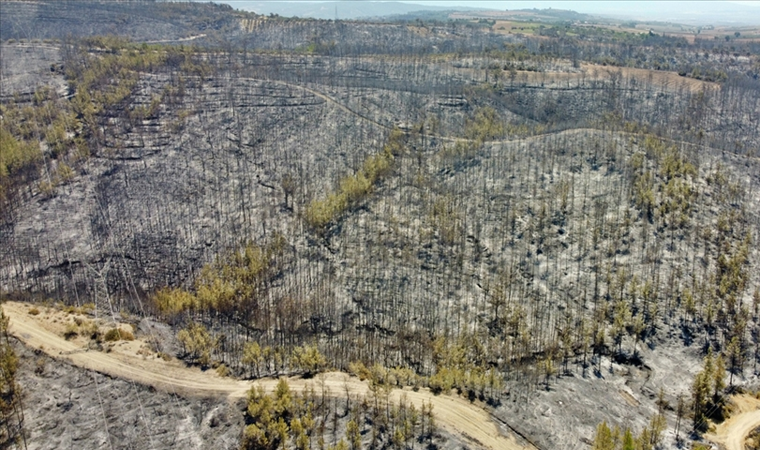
[{"x1": 1, "y1": 1, "x2": 760, "y2": 449}]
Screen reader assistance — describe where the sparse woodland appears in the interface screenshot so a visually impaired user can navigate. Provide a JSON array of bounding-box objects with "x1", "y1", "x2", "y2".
[
  {"x1": 1, "y1": 1, "x2": 760, "y2": 449},
  {"x1": 0, "y1": 310, "x2": 24, "y2": 449},
  {"x1": 240, "y1": 378, "x2": 437, "y2": 450}
]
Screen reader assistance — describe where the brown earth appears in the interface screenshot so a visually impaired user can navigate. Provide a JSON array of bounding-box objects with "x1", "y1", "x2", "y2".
[
  {"x1": 508, "y1": 63, "x2": 717, "y2": 93},
  {"x1": 3, "y1": 301, "x2": 532, "y2": 450},
  {"x1": 706, "y1": 394, "x2": 760, "y2": 450}
]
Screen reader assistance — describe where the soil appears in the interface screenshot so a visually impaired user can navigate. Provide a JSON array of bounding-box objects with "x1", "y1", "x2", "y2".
[
  {"x1": 2, "y1": 26, "x2": 759, "y2": 450},
  {"x1": 17, "y1": 301, "x2": 760, "y2": 450},
  {"x1": 707, "y1": 394, "x2": 760, "y2": 450},
  {"x1": 13, "y1": 330, "x2": 243, "y2": 450},
  {"x1": 4, "y1": 301, "x2": 530, "y2": 450},
  {"x1": 0, "y1": 43, "x2": 67, "y2": 101}
]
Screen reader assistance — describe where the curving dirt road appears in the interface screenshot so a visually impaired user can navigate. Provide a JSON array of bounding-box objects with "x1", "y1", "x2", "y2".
[
  {"x1": 144, "y1": 34, "x2": 207, "y2": 44},
  {"x1": 706, "y1": 394, "x2": 760, "y2": 450},
  {"x1": 249, "y1": 76, "x2": 738, "y2": 159},
  {"x1": 2, "y1": 301, "x2": 532, "y2": 450}
]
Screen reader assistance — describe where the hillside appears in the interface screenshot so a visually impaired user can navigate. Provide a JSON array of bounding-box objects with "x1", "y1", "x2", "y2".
[
  {"x1": 1, "y1": 2, "x2": 760, "y2": 450},
  {"x1": 226, "y1": 1, "x2": 484, "y2": 20},
  {"x1": 0, "y1": 0, "x2": 240, "y2": 42}
]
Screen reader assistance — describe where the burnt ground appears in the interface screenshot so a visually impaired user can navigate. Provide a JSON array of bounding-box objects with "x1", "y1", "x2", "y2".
[{"x1": 14, "y1": 338, "x2": 244, "y2": 450}]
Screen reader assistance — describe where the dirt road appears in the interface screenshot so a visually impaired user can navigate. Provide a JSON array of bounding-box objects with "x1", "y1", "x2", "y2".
[
  {"x1": 144, "y1": 34, "x2": 207, "y2": 44},
  {"x1": 706, "y1": 394, "x2": 760, "y2": 450},
  {"x1": 2, "y1": 301, "x2": 531, "y2": 450}
]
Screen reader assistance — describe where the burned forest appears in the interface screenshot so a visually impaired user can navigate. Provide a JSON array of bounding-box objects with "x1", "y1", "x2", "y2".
[{"x1": 1, "y1": 1, "x2": 760, "y2": 449}]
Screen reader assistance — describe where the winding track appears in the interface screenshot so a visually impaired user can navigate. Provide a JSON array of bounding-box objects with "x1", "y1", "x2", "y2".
[
  {"x1": 6, "y1": 48, "x2": 757, "y2": 449},
  {"x1": 237, "y1": 76, "x2": 748, "y2": 161},
  {"x1": 723, "y1": 410, "x2": 760, "y2": 450},
  {"x1": 706, "y1": 394, "x2": 760, "y2": 450},
  {"x1": 2, "y1": 301, "x2": 532, "y2": 450}
]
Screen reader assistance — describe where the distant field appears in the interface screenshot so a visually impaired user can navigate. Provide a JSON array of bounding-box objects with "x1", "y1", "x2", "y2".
[
  {"x1": 666, "y1": 25, "x2": 760, "y2": 44},
  {"x1": 617, "y1": 22, "x2": 760, "y2": 44},
  {"x1": 451, "y1": 10, "x2": 760, "y2": 44},
  {"x1": 492, "y1": 20, "x2": 542, "y2": 36},
  {"x1": 567, "y1": 22, "x2": 760, "y2": 44}
]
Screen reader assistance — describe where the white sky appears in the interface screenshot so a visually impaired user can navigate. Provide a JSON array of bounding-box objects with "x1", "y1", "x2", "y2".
[
  {"x1": 400, "y1": 1, "x2": 760, "y2": 10},
  {"x1": 406, "y1": 0, "x2": 760, "y2": 5},
  {"x1": 400, "y1": 1, "x2": 760, "y2": 22},
  {"x1": 215, "y1": 1, "x2": 760, "y2": 24}
]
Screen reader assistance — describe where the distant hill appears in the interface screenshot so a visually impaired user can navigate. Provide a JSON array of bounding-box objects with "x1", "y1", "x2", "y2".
[
  {"x1": 587, "y1": 1, "x2": 760, "y2": 26},
  {"x1": 216, "y1": 1, "x2": 484, "y2": 20},
  {"x1": 447, "y1": 8, "x2": 593, "y2": 23},
  {"x1": 0, "y1": 0, "x2": 240, "y2": 41},
  {"x1": 216, "y1": 1, "x2": 760, "y2": 26}
]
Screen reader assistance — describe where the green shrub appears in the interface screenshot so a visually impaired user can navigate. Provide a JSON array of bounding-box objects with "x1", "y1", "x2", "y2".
[
  {"x1": 305, "y1": 146, "x2": 395, "y2": 230},
  {"x1": 34, "y1": 358, "x2": 45, "y2": 375},
  {"x1": 348, "y1": 361, "x2": 372, "y2": 381},
  {"x1": 63, "y1": 324, "x2": 78, "y2": 340},
  {"x1": 104, "y1": 328, "x2": 134, "y2": 342},
  {"x1": 216, "y1": 364, "x2": 230, "y2": 377},
  {"x1": 83, "y1": 322, "x2": 101, "y2": 341},
  {"x1": 119, "y1": 328, "x2": 135, "y2": 341}
]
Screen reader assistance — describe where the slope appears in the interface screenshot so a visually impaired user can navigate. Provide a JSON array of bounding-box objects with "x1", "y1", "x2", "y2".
[{"x1": 2, "y1": 301, "x2": 532, "y2": 450}]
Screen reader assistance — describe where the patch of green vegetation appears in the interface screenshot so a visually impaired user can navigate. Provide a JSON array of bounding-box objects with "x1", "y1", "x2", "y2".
[
  {"x1": 305, "y1": 129, "x2": 403, "y2": 231},
  {"x1": 0, "y1": 310, "x2": 24, "y2": 445},
  {"x1": 1, "y1": 36, "x2": 207, "y2": 216},
  {"x1": 294, "y1": 38, "x2": 336, "y2": 55},
  {"x1": 152, "y1": 236, "x2": 286, "y2": 322},
  {"x1": 64, "y1": 36, "x2": 207, "y2": 143},
  {"x1": 242, "y1": 378, "x2": 437, "y2": 450},
  {"x1": 103, "y1": 327, "x2": 135, "y2": 342},
  {"x1": 630, "y1": 136, "x2": 697, "y2": 226},
  {"x1": 0, "y1": 86, "x2": 82, "y2": 207},
  {"x1": 464, "y1": 106, "x2": 504, "y2": 142}
]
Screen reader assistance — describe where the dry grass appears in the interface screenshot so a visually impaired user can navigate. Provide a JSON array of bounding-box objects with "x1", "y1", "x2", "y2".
[
  {"x1": 492, "y1": 20, "x2": 542, "y2": 36},
  {"x1": 510, "y1": 63, "x2": 718, "y2": 93},
  {"x1": 63, "y1": 323, "x2": 78, "y2": 340},
  {"x1": 104, "y1": 328, "x2": 135, "y2": 342}
]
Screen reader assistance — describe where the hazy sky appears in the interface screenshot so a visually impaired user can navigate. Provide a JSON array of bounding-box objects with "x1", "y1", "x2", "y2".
[
  {"x1": 216, "y1": 1, "x2": 760, "y2": 24},
  {"x1": 220, "y1": 0, "x2": 760, "y2": 9},
  {"x1": 410, "y1": 1, "x2": 760, "y2": 23},
  {"x1": 376, "y1": 0, "x2": 760, "y2": 15},
  {"x1": 402, "y1": 0, "x2": 760, "y2": 5}
]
